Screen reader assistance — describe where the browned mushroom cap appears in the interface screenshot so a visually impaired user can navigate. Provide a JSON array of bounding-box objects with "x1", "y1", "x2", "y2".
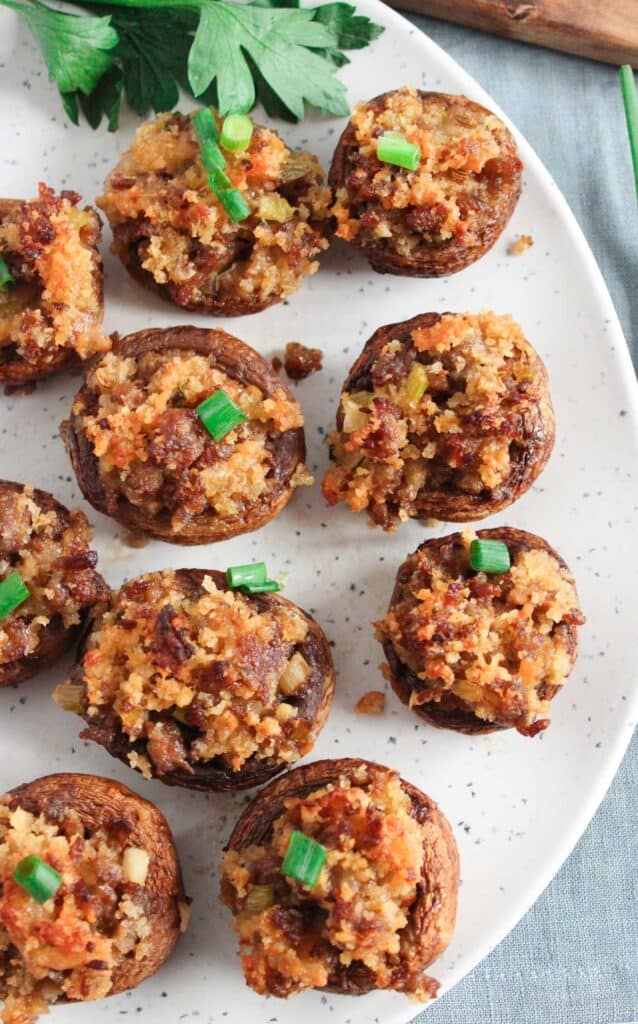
[
  {"x1": 329, "y1": 90, "x2": 522, "y2": 277},
  {"x1": 65, "y1": 326, "x2": 308, "y2": 545},
  {"x1": 0, "y1": 480, "x2": 108, "y2": 688},
  {"x1": 68, "y1": 569, "x2": 335, "y2": 792},
  {"x1": 0, "y1": 197, "x2": 103, "y2": 387},
  {"x1": 325, "y1": 312, "x2": 555, "y2": 525},
  {"x1": 99, "y1": 113, "x2": 331, "y2": 317},
  {"x1": 5, "y1": 773, "x2": 186, "y2": 996},
  {"x1": 223, "y1": 757, "x2": 459, "y2": 996},
  {"x1": 381, "y1": 527, "x2": 582, "y2": 736}
]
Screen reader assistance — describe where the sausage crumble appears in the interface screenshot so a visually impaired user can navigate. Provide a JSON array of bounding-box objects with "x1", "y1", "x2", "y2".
[
  {"x1": 98, "y1": 112, "x2": 332, "y2": 314},
  {"x1": 0, "y1": 184, "x2": 106, "y2": 384},
  {"x1": 377, "y1": 528, "x2": 584, "y2": 735},
  {"x1": 322, "y1": 311, "x2": 554, "y2": 528},
  {"x1": 221, "y1": 764, "x2": 440, "y2": 1000},
  {"x1": 282, "y1": 342, "x2": 323, "y2": 381}
]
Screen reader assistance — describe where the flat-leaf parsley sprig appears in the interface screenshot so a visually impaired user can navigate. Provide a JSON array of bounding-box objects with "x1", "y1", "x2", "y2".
[{"x1": 0, "y1": 0, "x2": 384, "y2": 129}]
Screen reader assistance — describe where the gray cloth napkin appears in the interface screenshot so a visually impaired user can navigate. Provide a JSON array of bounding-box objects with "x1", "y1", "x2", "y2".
[{"x1": 399, "y1": 13, "x2": 638, "y2": 1024}]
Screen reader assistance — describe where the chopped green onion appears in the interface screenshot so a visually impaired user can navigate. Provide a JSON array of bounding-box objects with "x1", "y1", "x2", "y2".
[
  {"x1": 281, "y1": 830, "x2": 327, "y2": 888},
  {"x1": 210, "y1": 166, "x2": 232, "y2": 191},
  {"x1": 220, "y1": 113, "x2": 253, "y2": 153},
  {"x1": 193, "y1": 106, "x2": 219, "y2": 144},
  {"x1": 241, "y1": 580, "x2": 281, "y2": 594},
  {"x1": 0, "y1": 256, "x2": 14, "y2": 289},
  {"x1": 219, "y1": 188, "x2": 251, "y2": 224},
  {"x1": 244, "y1": 883, "x2": 275, "y2": 914},
  {"x1": 0, "y1": 572, "x2": 30, "y2": 622},
  {"x1": 405, "y1": 362, "x2": 428, "y2": 403},
  {"x1": 376, "y1": 132, "x2": 420, "y2": 171},
  {"x1": 13, "y1": 855, "x2": 62, "y2": 904},
  {"x1": 619, "y1": 66, "x2": 638, "y2": 201},
  {"x1": 227, "y1": 563, "x2": 268, "y2": 589},
  {"x1": 469, "y1": 539, "x2": 511, "y2": 574},
  {"x1": 196, "y1": 389, "x2": 246, "y2": 441}
]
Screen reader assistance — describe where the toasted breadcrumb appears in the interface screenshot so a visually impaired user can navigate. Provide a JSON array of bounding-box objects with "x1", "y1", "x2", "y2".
[
  {"x1": 508, "y1": 234, "x2": 533, "y2": 256},
  {"x1": 355, "y1": 690, "x2": 385, "y2": 714}
]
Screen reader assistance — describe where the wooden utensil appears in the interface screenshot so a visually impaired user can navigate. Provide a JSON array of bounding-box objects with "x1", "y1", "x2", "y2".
[{"x1": 389, "y1": 1, "x2": 637, "y2": 67}]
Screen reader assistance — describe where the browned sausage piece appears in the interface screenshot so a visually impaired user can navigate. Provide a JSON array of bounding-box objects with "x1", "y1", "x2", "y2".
[
  {"x1": 329, "y1": 89, "x2": 522, "y2": 276},
  {"x1": 0, "y1": 481, "x2": 108, "y2": 687},
  {"x1": 57, "y1": 569, "x2": 335, "y2": 792},
  {"x1": 97, "y1": 112, "x2": 332, "y2": 316},
  {"x1": 65, "y1": 327, "x2": 312, "y2": 544},
  {"x1": 0, "y1": 773, "x2": 187, "y2": 1024},
  {"x1": 377, "y1": 527, "x2": 585, "y2": 736},
  {"x1": 220, "y1": 757, "x2": 458, "y2": 1000},
  {"x1": 322, "y1": 311, "x2": 555, "y2": 528},
  {"x1": 0, "y1": 185, "x2": 106, "y2": 387}
]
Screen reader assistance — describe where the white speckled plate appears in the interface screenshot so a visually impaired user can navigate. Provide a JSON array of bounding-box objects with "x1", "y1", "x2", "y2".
[{"x1": 1, "y1": 3, "x2": 637, "y2": 1022}]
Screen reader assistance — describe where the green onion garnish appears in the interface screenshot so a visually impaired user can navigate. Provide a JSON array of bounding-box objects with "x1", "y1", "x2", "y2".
[
  {"x1": 405, "y1": 362, "x2": 428, "y2": 403},
  {"x1": 281, "y1": 830, "x2": 327, "y2": 888},
  {"x1": 244, "y1": 883, "x2": 275, "y2": 914},
  {"x1": 620, "y1": 65, "x2": 638, "y2": 200},
  {"x1": 0, "y1": 256, "x2": 14, "y2": 289},
  {"x1": 192, "y1": 108, "x2": 250, "y2": 223},
  {"x1": 376, "y1": 132, "x2": 421, "y2": 171},
  {"x1": 13, "y1": 855, "x2": 62, "y2": 904},
  {"x1": 196, "y1": 389, "x2": 246, "y2": 441},
  {"x1": 219, "y1": 188, "x2": 251, "y2": 224},
  {"x1": 227, "y1": 563, "x2": 268, "y2": 589},
  {"x1": 469, "y1": 539, "x2": 511, "y2": 574},
  {"x1": 0, "y1": 572, "x2": 30, "y2": 622},
  {"x1": 220, "y1": 113, "x2": 253, "y2": 153},
  {"x1": 241, "y1": 580, "x2": 281, "y2": 594}
]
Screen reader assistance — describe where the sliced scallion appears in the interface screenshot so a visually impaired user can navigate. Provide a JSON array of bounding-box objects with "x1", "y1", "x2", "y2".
[
  {"x1": 244, "y1": 883, "x2": 275, "y2": 914},
  {"x1": 469, "y1": 539, "x2": 511, "y2": 574},
  {"x1": 0, "y1": 256, "x2": 14, "y2": 289},
  {"x1": 376, "y1": 131, "x2": 420, "y2": 171},
  {"x1": 241, "y1": 580, "x2": 281, "y2": 595},
  {"x1": 227, "y1": 563, "x2": 268, "y2": 589},
  {"x1": 13, "y1": 855, "x2": 62, "y2": 904},
  {"x1": 281, "y1": 830, "x2": 327, "y2": 888},
  {"x1": 219, "y1": 188, "x2": 251, "y2": 224},
  {"x1": 0, "y1": 572, "x2": 30, "y2": 622},
  {"x1": 220, "y1": 113, "x2": 253, "y2": 153},
  {"x1": 196, "y1": 389, "x2": 246, "y2": 441},
  {"x1": 405, "y1": 362, "x2": 428, "y2": 403}
]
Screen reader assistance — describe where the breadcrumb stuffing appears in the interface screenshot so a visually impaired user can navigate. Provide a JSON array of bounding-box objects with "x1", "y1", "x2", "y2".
[
  {"x1": 221, "y1": 765, "x2": 436, "y2": 1000},
  {"x1": 508, "y1": 234, "x2": 533, "y2": 256},
  {"x1": 77, "y1": 570, "x2": 316, "y2": 773},
  {"x1": 0, "y1": 801, "x2": 150, "y2": 1024}
]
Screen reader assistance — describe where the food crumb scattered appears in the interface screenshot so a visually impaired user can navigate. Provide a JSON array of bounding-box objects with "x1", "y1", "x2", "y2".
[
  {"x1": 283, "y1": 341, "x2": 323, "y2": 381},
  {"x1": 355, "y1": 690, "x2": 385, "y2": 714},
  {"x1": 508, "y1": 234, "x2": 533, "y2": 256},
  {"x1": 122, "y1": 531, "x2": 150, "y2": 549},
  {"x1": 271, "y1": 355, "x2": 283, "y2": 372}
]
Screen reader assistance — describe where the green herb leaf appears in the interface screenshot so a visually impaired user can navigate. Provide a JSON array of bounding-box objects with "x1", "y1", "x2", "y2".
[
  {"x1": 3, "y1": 0, "x2": 117, "y2": 95},
  {"x1": 2, "y1": 0, "x2": 384, "y2": 127}
]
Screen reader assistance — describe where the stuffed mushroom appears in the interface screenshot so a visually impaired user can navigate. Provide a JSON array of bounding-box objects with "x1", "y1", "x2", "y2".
[
  {"x1": 97, "y1": 110, "x2": 332, "y2": 316},
  {"x1": 220, "y1": 757, "x2": 459, "y2": 1000},
  {"x1": 56, "y1": 568, "x2": 335, "y2": 791},
  {"x1": 0, "y1": 481, "x2": 108, "y2": 687},
  {"x1": 0, "y1": 772, "x2": 187, "y2": 1024},
  {"x1": 322, "y1": 311, "x2": 554, "y2": 528},
  {"x1": 65, "y1": 326, "x2": 312, "y2": 544},
  {"x1": 376, "y1": 527, "x2": 585, "y2": 737},
  {"x1": 0, "y1": 185, "x2": 106, "y2": 387},
  {"x1": 330, "y1": 88, "x2": 522, "y2": 276}
]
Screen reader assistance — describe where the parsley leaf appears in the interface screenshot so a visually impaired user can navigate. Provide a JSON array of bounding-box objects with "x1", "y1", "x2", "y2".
[
  {"x1": 1, "y1": 0, "x2": 384, "y2": 128},
  {"x1": 2, "y1": 0, "x2": 117, "y2": 95}
]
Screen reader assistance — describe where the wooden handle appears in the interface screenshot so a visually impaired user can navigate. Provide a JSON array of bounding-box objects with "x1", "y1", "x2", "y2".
[{"x1": 390, "y1": 0, "x2": 638, "y2": 68}]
